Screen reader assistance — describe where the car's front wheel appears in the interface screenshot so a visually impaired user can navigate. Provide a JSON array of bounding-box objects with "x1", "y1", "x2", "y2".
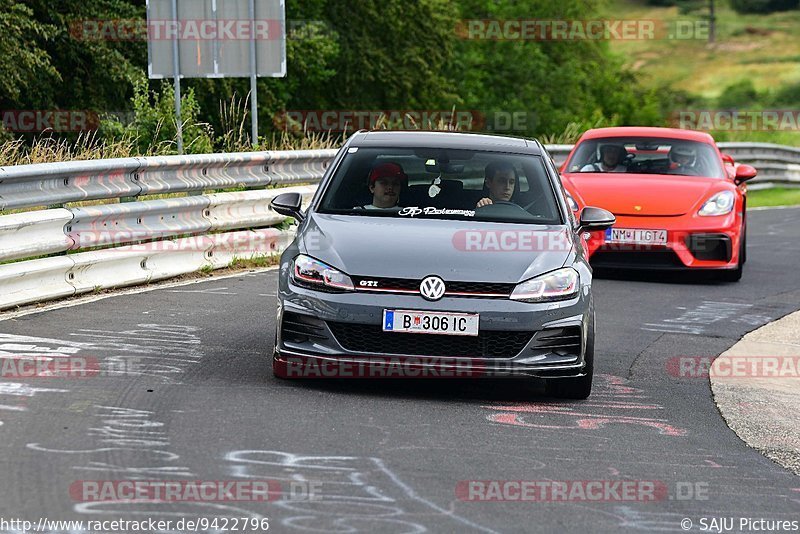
[
  {"x1": 718, "y1": 229, "x2": 745, "y2": 282},
  {"x1": 545, "y1": 313, "x2": 595, "y2": 400}
]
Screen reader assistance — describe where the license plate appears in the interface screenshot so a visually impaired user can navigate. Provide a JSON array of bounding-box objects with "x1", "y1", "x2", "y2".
[
  {"x1": 605, "y1": 227, "x2": 667, "y2": 245},
  {"x1": 383, "y1": 310, "x2": 479, "y2": 337}
]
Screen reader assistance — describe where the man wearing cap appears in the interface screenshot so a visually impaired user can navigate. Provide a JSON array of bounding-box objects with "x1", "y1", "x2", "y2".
[{"x1": 360, "y1": 162, "x2": 407, "y2": 210}]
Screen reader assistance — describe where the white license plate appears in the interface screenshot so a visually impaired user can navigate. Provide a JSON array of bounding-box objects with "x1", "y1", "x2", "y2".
[
  {"x1": 605, "y1": 228, "x2": 667, "y2": 245},
  {"x1": 383, "y1": 310, "x2": 479, "y2": 337}
]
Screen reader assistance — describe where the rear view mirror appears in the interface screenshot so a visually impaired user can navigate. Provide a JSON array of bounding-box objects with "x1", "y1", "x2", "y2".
[{"x1": 424, "y1": 160, "x2": 465, "y2": 174}]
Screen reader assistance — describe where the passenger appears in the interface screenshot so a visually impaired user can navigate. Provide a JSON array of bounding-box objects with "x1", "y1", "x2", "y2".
[
  {"x1": 581, "y1": 144, "x2": 628, "y2": 172},
  {"x1": 476, "y1": 161, "x2": 516, "y2": 208},
  {"x1": 359, "y1": 162, "x2": 407, "y2": 209},
  {"x1": 668, "y1": 145, "x2": 698, "y2": 173}
]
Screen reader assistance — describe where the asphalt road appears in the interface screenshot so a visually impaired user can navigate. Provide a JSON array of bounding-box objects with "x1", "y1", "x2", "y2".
[{"x1": 1, "y1": 207, "x2": 799, "y2": 533}]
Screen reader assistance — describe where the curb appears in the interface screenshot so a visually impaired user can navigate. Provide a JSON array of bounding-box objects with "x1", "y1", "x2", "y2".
[{"x1": 711, "y1": 310, "x2": 800, "y2": 475}]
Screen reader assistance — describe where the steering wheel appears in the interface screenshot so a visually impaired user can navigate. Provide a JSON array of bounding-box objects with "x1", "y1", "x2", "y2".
[
  {"x1": 521, "y1": 193, "x2": 546, "y2": 212},
  {"x1": 475, "y1": 200, "x2": 530, "y2": 217}
]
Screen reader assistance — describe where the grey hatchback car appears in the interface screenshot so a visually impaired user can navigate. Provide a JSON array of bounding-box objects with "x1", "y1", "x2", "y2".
[{"x1": 270, "y1": 131, "x2": 614, "y2": 398}]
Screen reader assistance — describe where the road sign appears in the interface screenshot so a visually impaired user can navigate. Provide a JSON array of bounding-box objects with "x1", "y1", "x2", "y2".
[
  {"x1": 146, "y1": 0, "x2": 286, "y2": 152},
  {"x1": 147, "y1": 0, "x2": 285, "y2": 78}
]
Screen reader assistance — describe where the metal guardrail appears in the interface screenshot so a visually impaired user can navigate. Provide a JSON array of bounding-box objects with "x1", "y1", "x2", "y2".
[
  {"x1": 0, "y1": 141, "x2": 796, "y2": 310},
  {"x1": 0, "y1": 150, "x2": 336, "y2": 211},
  {"x1": 717, "y1": 142, "x2": 800, "y2": 189},
  {"x1": 0, "y1": 185, "x2": 316, "y2": 310}
]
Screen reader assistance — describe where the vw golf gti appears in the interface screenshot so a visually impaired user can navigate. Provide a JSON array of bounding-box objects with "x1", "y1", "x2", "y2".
[{"x1": 270, "y1": 131, "x2": 615, "y2": 399}]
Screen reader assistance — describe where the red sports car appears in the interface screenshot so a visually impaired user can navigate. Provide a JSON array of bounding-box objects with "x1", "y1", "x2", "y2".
[{"x1": 560, "y1": 127, "x2": 757, "y2": 281}]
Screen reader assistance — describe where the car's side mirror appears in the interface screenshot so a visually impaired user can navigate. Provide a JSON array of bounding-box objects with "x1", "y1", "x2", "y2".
[
  {"x1": 577, "y1": 206, "x2": 615, "y2": 232},
  {"x1": 734, "y1": 164, "x2": 757, "y2": 184},
  {"x1": 271, "y1": 192, "x2": 305, "y2": 222}
]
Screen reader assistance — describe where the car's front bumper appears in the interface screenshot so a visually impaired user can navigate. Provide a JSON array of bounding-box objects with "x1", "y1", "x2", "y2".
[
  {"x1": 584, "y1": 211, "x2": 742, "y2": 270},
  {"x1": 274, "y1": 278, "x2": 593, "y2": 379}
]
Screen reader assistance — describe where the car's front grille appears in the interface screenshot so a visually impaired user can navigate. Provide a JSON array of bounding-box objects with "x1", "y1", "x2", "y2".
[
  {"x1": 351, "y1": 276, "x2": 514, "y2": 298},
  {"x1": 326, "y1": 321, "x2": 533, "y2": 358},
  {"x1": 445, "y1": 281, "x2": 516, "y2": 295},
  {"x1": 529, "y1": 326, "x2": 582, "y2": 357},
  {"x1": 591, "y1": 249, "x2": 685, "y2": 269}
]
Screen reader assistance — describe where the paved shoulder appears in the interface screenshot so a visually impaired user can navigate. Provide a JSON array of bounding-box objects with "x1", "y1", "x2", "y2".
[{"x1": 712, "y1": 310, "x2": 800, "y2": 475}]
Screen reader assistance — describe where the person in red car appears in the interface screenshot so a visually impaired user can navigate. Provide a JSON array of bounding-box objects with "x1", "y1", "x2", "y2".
[
  {"x1": 668, "y1": 145, "x2": 699, "y2": 174},
  {"x1": 580, "y1": 144, "x2": 628, "y2": 172}
]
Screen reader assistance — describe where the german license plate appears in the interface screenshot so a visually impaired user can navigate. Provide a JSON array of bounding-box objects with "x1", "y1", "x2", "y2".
[
  {"x1": 382, "y1": 310, "x2": 479, "y2": 336},
  {"x1": 605, "y1": 228, "x2": 667, "y2": 245}
]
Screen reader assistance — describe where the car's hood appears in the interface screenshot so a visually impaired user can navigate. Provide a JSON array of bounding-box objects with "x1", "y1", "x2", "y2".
[
  {"x1": 299, "y1": 213, "x2": 574, "y2": 283},
  {"x1": 564, "y1": 173, "x2": 720, "y2": 216}
]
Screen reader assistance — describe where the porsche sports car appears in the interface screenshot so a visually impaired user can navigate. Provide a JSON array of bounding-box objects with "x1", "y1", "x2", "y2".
[
  {"x1": 270, "y1": 131, "x2": 615, "y2": 399},
  {"x1": 560, "y1": 127, "x2": 757, "y2": 281}
]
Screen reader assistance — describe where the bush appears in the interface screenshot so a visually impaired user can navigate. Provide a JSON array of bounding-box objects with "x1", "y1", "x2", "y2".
[
  {"x1": 99, "y1": 77, "x2": 214, "y2": 155},
  {"x1": 729, "y1": 0, "x2": 799, "y2": 14},
  {"x1": 768, "y1": 81, "x2": 800, "y2": 107},
  {"x1": 717, "y1": 80, "x2": 760, "y2": 108}
]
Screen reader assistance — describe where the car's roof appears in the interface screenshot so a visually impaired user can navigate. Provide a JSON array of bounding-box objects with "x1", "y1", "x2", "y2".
[
  {"x1": 579, "y1": 126, "x2": 716, "y2": 144},
  {"x1": 348, "y1": 130, "x2": 542, "y2": 155}
]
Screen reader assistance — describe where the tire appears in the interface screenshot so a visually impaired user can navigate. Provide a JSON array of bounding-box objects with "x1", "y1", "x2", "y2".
[
  {"x1": 741, "y1": 222, "x2": 747, "y2": 264},
  {"x1": 718, "y1": 229, "x2": 745, "y2": 282},
  {"x1": 545, "y1": 312, "x2": 595, "y2": 400}
]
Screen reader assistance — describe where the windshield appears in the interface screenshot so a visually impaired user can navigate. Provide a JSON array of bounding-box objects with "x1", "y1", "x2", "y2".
[
  {"x1": 317, "y1": 147, "x2": 563, "y2": 224},
  {"x1": 565, "y1": 137, "x2": 725, "y2": 179}
]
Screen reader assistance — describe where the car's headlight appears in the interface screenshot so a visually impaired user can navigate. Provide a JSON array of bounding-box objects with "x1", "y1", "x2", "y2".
[
  {"x1": 510, "y1": 267, "x2": 579, "y2": 303},
  {"x1": 698, "y1": 191, "x2": 735, "y2": 216},
  {"x1": 292, "y1": 254, "x2": 354, "y2": 291},
  {"x1": 565, "y1": 193, "x2": 578, "y2": 212}
]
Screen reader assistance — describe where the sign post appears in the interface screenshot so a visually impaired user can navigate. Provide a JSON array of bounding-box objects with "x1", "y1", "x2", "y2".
[
  {"x1": 248, "y1": 0, "x2": 259, "y2": 147},
  {"x1": 170, "y1": 0, "x2": 183, "y2": 153}
]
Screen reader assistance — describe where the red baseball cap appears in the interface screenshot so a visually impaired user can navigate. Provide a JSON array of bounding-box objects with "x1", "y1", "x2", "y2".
[{"x1": 369, "y1": 162, "x2": 408, "y2": 184}]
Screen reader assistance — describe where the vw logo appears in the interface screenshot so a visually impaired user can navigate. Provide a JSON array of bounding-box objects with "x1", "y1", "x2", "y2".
[{"x1": 419, "y1": 276, "x2": 446, "y2": 301}]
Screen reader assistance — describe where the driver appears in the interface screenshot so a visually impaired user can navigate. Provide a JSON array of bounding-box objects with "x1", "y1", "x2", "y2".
[
  {"x1": 581, "y1": 144, "x2": 627, "y2": 172},
  {"x1": 358, "y1": 162, "x2": 407, "y2": 209},
  {"x1": 668, "y1": 145, "x2": 697, "y2": 172},
  {"x1": 476, "y1": 161, "x2": 516, "y2": 208}
]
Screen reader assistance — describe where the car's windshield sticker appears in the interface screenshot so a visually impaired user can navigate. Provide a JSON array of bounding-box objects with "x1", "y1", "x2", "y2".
[{"x1": 398, "y1": 207, "x2": 476, "y2": 217}]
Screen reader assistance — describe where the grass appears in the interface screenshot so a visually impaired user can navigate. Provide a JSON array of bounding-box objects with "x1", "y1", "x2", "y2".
[
  {"x1": 227, "y1": 254, "x2": 281, "y2": 270},
  {"x1": 0, "y1": 133, "x2": 139, "y2": 167},
  {"x1": 748, "y1": 187, "x2": 800, "y2": 207},
  {"x1": 606, "y1": 0, "x2": 800, "y2": 99},
  {"x1": 0, "y1": 129, "x2": 340, "y2": 167}
]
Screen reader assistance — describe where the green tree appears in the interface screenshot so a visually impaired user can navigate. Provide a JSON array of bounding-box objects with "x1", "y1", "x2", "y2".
[
  {"x1": 318, "y1": 0, "x2": 459, "y2": 109},
  {"x1": 0, "y1": 0, "x2": 58, "y2": 105},
  {"x1": 3, "y1": 0, "x2": 144, "y2": 114},
  {"x1": 452, "y1": 0, "x2": 667, "y2": 136}
]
